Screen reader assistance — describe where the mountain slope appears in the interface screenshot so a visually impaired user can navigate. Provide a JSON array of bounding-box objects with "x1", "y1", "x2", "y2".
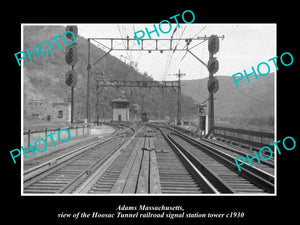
[
  {"x1": 181, "y1": 73, "x2": 275, "y2": 121},
  {"x1": 23, "y1": 26, "x2": 196, "y2": 121}
]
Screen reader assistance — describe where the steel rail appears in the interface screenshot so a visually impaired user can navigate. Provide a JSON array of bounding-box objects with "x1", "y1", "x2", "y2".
[
  {"x1": 23, "y1": 137, "x2": 114, "y2": 186},
  {"x1": 167, "y1": 125, "x2": 274, "y2": 168},
  {"x1": 57, "y1": 134, "x2": 127, "y2": 193},
  {"x1": 73, "y1": 126, "x2": 144, "y2": 194},
  {"x1": 23, "y1": 126, "x2": 134, "y2": 192},
  {"x1": 171, "y1": 131, "x2": 274, "y2": 193},
  {"x1": 157, "y1": 127, "x2": 232, "y2": 194},
  {"x1": 200, "y1": 138, "x2": 274, "y2": 167}
]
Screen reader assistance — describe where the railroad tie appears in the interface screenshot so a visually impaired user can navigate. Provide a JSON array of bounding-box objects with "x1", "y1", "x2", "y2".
[
  {"x1": 122, "y1": 138, "x2": 145, "y2": 193},
  {"x1": 110, "y1": 138, "x2": 143, "y2": 193},
  {"x1": 114, "y1": 136, "x2": 162, "y2": 194},
  {"x1": 149, "y1": 138, "x2": 162, "y2": 194}
]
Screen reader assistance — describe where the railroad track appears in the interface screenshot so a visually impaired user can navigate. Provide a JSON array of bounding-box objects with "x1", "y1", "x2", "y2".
[
  {"x1": 74, "y1": 126, "x2": 218, "y2": 194},
  {"x1": 23, "y1": 125, "x2": 122, "y2": 171},
  {"x1": 23, "y1": 126, "x2": 137, "y2": 194},
  {"x1": 23, "y1": 122, "x2": 275, "y2": 195},
  {"x1": 198, "y1": 138, "x2": 274, "y2": 174},
  {"x1": 168, "y1": 125, "x2": 274, "y2": 174},
  {"x1": 153, "y1": 129, "x2": 217, "y2": 194},
  {"x1": 74, "y1": 127, "x2": 160, "y2": 194},
  {"x1": 163, "y1": 128, "x2": 274, "y2": 194},
  {"x1": 74, "y1": 136, "x2": 142, "y2": 194}
]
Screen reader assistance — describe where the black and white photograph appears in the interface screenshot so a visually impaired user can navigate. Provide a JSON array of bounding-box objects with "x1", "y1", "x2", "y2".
[
  {"x1": 20, "y1": 23, "x2": 276, "y2": 195},
  {"x1": 4, "y1": 6, "x2": 299, "y2": 225}
]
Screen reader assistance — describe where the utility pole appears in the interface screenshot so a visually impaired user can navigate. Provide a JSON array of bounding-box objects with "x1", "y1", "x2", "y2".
[
  {"x1": 174, "y1": 69, "x2": 185, "y2": 125},
  {"x1": 86, "y1": 39, "x2": 91, "y2": 123},
  {"x1": 87, "y1": 35, "x2": 224, "y2": 126},
  {"x1": 95, "y1": 81, "x2": 100, "y2": 125}
]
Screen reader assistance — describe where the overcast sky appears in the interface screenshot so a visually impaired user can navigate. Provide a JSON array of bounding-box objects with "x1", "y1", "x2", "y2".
[{"x1": 77, "y1": 24, "x2": 276, "y2": 81}]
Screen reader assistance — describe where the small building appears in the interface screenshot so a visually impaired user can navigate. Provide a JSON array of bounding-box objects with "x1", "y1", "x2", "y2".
[
  {"x1": 26, "y1": 99, "x2": 45, "y2": 120},
  {"x1": 24, "y1": 97, "x2": 71, "y2": 122},
  {"x1": 47, "y1": 102, "x2": 71, "y2": 122},
  {"x1": 111, "y1": 98, "x2": 130, "y2": 122}
]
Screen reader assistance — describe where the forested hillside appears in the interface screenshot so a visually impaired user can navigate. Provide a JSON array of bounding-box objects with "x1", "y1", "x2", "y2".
[
  {"x1": 23, "y1": 25, "x2": 274, "y2": 130},
  {"x1": 23, "y1": 26, "x2": 197, "y2": 122},
  {"x1": 181, "y1": 74, "x2": 275, "y2": 130}
]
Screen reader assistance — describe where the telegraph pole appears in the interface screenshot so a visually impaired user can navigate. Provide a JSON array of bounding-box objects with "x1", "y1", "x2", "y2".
[{"x1": 174, "y1": 69, "x2": 185, "y2": 125}]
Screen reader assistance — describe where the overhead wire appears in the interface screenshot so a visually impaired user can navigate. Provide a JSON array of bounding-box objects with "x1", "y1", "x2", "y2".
[
  {"x1": 164, "y1": 26, "x2": 188, "y2": 76},
  {"x1": 197, "y1": 40, "x2": 205, "y2": 103},
  {"x1": 132, "y1": 25, "x2": 143, "y2": 60},
  {"x1": 163, "y1": 25, "x2": 181, "y2": 80},
  {"x1": 116, "y1": 25, "x2": 136, "y2": 79},
  {"x1": 117, "y1": 25, "x2": 132, "y2": 64},
  {"x1": 180, "y1": 25, "x2": 207, "y2": 62}
]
